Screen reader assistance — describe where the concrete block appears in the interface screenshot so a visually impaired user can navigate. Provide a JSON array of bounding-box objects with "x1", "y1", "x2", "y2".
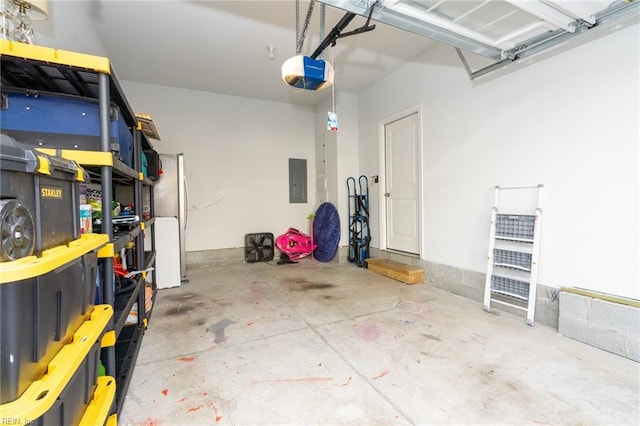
[
  {"x1": 559, "y1": 292, "x2": 590, "y2": 322},
  {"x1": 625, "y1": 333, "x2": 640, "y2": 362},
  {"x1": 585, "y1": 326, "x2": 627, "y2": 359},
  {"x1": 591, "y1": 298, "x2": 640, "y2": 337},
  {"x1": 559, "y1": 291, "x2": 640, "y2": 361},
  {"x1": 559, "y1": 315, "x2": 587, "y2": 341},
  {"x1": 560, "y1": 316, "x2": 627, "y2": 359}
]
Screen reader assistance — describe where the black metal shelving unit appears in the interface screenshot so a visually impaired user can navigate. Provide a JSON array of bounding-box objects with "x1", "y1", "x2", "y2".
[{"x1": 0, "y1": 40, "x2": 158, "y2": 420}]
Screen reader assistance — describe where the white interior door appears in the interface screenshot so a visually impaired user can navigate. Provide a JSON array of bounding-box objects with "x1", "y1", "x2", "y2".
[{"x1": 385, "y1": 112, "x2": 420, "y2": 255}]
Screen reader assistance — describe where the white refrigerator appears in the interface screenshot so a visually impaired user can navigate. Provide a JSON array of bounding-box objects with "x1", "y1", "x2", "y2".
[{"x1": 148, "y1": 153, "x2": 188, "y2": 288}]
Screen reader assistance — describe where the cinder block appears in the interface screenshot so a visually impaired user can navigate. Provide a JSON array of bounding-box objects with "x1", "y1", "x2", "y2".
[
  {"x1": 591, "y1": 298, "x2": 640, "y2": 337},
  {"x1": 586, "y1": 326, "x2": 627, "y2": 359},
  {"x1": 559, "y1": 315, "x2": 589, "y2": 341},
  {"x1": 559, "y1": 292, "x2": 590, "y2": 322},
  {"x1": 625, "y1": 333, "x2": 640, "y2": 362},
  {"x1": 560, "y1": 316, "x2": 627, "y2": 359}
]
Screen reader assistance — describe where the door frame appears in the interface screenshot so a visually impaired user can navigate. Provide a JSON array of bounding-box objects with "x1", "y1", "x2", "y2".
[{"x1": 377, "y1": 104, "x2": 424, "y2": 258}]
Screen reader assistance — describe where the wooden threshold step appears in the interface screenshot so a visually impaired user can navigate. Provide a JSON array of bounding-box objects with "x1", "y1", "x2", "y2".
[{"x1": 365, "y1": 258, "x2": 424, "y2": 285}]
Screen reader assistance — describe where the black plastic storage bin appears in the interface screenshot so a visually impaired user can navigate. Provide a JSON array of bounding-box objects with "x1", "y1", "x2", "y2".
[
  {"x1": 0, "y1": 134, "x2": 83, "y2": 261},
  {"x1": 143, "y1": 149, "x2": 161, "y2": 180},
  {"x1": 0, "y1": 91, "x2": 134, "y2": 167},
  {"x1": 0, "y1": 251, "x2": 98, "y2": 404},
  {"x1": 30, "y1": 339, "x2": 101, "y2": 426}
]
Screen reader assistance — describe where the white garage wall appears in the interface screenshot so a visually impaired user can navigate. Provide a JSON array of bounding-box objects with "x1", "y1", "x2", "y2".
[
  {"x1": 315, "y1": 92, "x2": 360, "y2": 247},
  {"x1": 120, "y1": 81, "x2": 316, "y2": 252},
  {"x1": 36, "y1": 1, "x2": 107, "y2": 56},
  {"x1": 359, "y1": 23, "x2": 639, "y2": 299}
]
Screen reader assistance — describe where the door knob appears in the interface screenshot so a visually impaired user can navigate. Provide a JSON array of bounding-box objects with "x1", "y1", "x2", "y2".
[{"x1": 384, "y1": 192, "x2": 390, "y2": 197}]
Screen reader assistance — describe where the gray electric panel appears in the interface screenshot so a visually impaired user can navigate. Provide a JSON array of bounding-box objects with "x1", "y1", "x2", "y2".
[{"x1": 289, "y1": 158, "x2": 307, "y2": 203}]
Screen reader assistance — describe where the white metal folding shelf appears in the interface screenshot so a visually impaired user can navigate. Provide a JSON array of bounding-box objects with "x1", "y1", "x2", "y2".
[{"x1": 483, "y1": 184, "x2": 543, "y2": 326}]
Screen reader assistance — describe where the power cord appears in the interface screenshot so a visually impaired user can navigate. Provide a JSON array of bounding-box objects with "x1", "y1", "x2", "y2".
[{"x1": 191, "y1": 191, "x2": 224, "y2": 211}]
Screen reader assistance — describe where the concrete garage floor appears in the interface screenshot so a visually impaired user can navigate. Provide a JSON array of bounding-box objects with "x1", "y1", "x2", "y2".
[{"x1": 120, "y1": 261, "x2": 639, "y2": 425}]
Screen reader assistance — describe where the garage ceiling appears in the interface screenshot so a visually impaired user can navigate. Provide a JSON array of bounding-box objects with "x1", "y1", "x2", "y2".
[
  {"x1": 89, "y1": 0, "x2": 435, "y2": 106},
  {"x1": 89, "y1": 0, "x2": 638, "y2": 106}
]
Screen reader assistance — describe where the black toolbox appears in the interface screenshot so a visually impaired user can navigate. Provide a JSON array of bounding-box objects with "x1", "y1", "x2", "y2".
[
  {"x1": 0, "y1": 249, "x2": 98, "y2": 404},
  {"x1": 0, "y1": 134, "x2": 84, "y2": 260}
]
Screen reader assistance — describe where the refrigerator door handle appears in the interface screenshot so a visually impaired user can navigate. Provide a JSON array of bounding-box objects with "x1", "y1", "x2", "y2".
[{"x1": 184, "y1": 178, "x2": 189, "y2": 229}]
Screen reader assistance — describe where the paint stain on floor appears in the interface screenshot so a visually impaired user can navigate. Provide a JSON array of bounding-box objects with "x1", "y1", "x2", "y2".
[
  {"x1": 421, "y1": 333, "x2": 442, "y2": 341},
  {"x1": 177, "y1": 356, "x2": 197, "y2": 362},
  {"x1": 373, "y1": 370, "x2": 389, "y2": 380},
  {"x1": 300, "y1": 283, "x2": 334, "y2": 290},
  {"x1": 355, "y1": 324, "x2": 381, "y2": 341},
  {"x1": 339, "y1": 376, "x2": 353, "y2": 387},
  {"x1": 288, "y1": 278, "x2": 335, "y2": 291},
  {"x1": 206, "y1": 401, "x2": 222, "y2": 422},
  {"x1": 211, "y1": 319, "x2": 237, "y2": 344}
]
